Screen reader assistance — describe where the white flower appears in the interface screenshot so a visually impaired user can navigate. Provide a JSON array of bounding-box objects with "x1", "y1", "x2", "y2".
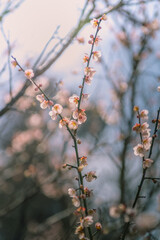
[
  {"x1": 143, "y1": 137, "x2": 152, "y2": 150},
  {"x1": 52, "y1": 104, "x2": 63, "y2": 114},
  {"x1": 82, "y1": 216, "x2": 93, "y2": 227},
  {"x1": 72, "y1": 196, "x2": 80, "y2": 207},
  {"x1": 69, "y1": 94, "x2": 79, "y2": 107},
  {"x1": 68, "y1": 120, "x2": 78, "y2": 130},
  {"x1": 92, "y1": 51, "x2": 101, "y2": 61},
  {"x1": 140, "y1": 109, "x2": 149, "y2": 120},
  {"x1": 133, "y1": 144, "x2": 145, "y2": 157},
  {"x1": 25, "y1": 69, "x2": 34, "y2": 79},
  {"x1": 143, "y1": 158, "x2": 153, "y2": 169},
  {"x1": 68, "y1": 188, "x2": 76, "y2": 197}
]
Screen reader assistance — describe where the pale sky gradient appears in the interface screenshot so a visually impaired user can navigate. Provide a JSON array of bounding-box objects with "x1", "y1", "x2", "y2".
[
  {"x1": 0, "y1": 0, "x2": 109, "y2": 94},
  {"x1": 2, "y1": 0, "x2": 89, "y2": 71}
]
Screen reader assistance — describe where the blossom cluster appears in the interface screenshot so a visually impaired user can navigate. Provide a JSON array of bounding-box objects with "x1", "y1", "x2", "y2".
[
  {"x1": 132, "y1": 107, "x2": 153, "y2": 169},
  {"x1": 11, "y1": 14, "x2": 107, "y2": 239}
]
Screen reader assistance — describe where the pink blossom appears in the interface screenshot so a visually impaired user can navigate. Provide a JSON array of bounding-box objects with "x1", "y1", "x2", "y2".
[
  {"x1": 40, "y1": 100, "x2": 51, "y2": 109},
  {"x1": 49, "y1": 110, "x2": 57, "y2": 120},
  {"x1": 94, "y1": 36, "x2": 102, "y2": 46},
  {"x1": 69, "y1": 94, "x2": 79, "y2": 107},
  {"x1": 80, "y1": 156, "x2": 88, "y2": 167},
  {"x1": 11, "y1": 60, "x2": 17, "y2": 68},
  {"x1": 83, "y1": 55, "x2": 89, "y2": 63},
  {"x1": 36, "y1": 94, "x2": 52, "y2": 109},
  {"x1": 82, "y1": 93, "x2": 90, "y2": 101},
  {"x1": 25, "y1": 69, "x2": 34, "y2": 79},
  {"x1": 49, "y1": 104, "x2": 63, "y2": 120},
  {"x1": 84, "y1": 76, "x2": 92, "y2": 85},
  {"x1": 132, "y1": 123, "x2": 141, "y2": 133},
  {"x1": 133, "y1": 144, "x2": 145, "y2": 157},
  {"x1": 36, "y1": 94, "x2": 45, "y2": 103},
  {"x1": 101, "y1": 14, "x2": 107, "y2": 21},
  {"x1": 52, "y1": 104, "x2": 63, "y2": 114},
  {"x1": 142, "y1": 128, "x2": 151, "y2": 138},
  {"x1": 72, "y1": 196, "x2": 80, "y2": 207},
  {"x1": 143, "y1": 158, "x2": 153, "y2": 169},
  {"x1": 84, "y1": 67, "x2": 96, "y2": 79},
  {"x1": 59, "y1": 117, "x2": 69, "y2": 128},
  {"x1": 84, "y1": 187, "x2": 92, "y2": 198},
  {"x1": 95, "y1": 222, "x2": 102, "y2": 230},
  {"x1": 90, "y1": 18, "x2": 99, "y2": 28},
  {"x1": 81, "y1": 216, "x2": 93, "y2": 227},
  {"x1": 68, "y1": 188, "x2": 76, "y2": 197},
  {"x1": 141, "y1": 122, "x2": 150, "y2": 132},
  {"x1": 68, "y1": 120, "x2": 78, "y2": 130},
  {"x1": 92, "y1": 51, "x2": 101, "y2": 61},
  {"x1": 75, "y1": 225, "x2": 84, "y2": 238},
  {"x1": 143, "y1": 137, "x2": 152, "y2": 150},
  {"x1": 73, "y1": 109, "x2": 87, "y2": 124},
  {"x1": 139, "y1": 109, "x2": 149, "y2": 120},
  {"x1": 85, "y1": 171, "x2": 97, "y2": 182}
]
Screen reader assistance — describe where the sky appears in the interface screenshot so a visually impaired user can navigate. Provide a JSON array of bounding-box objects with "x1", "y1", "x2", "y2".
[
  {"x1": 1, "y1": 0, "x2": 91, "y2": 71},
  {"x1": 0, "y1": 0, "x2": 109, "y2": 95}
]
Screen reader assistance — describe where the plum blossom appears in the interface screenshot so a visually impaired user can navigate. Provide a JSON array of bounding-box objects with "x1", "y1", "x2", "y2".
[
  {"x1": 68, "y1": 120, "x2": 78, "y2": 130},
  {"x1": 11, "y1": 60, "x2": 17, "y2": 68},
  {"x1": 90, "y1": 18, "x2": 99, "y2": 28},
  {"x1": 83, "y1": 55, "x2": 89, "y2": 63},
  {"x1": 75, "y1": 225, "x2": 84, "y2": 239},
  {"x1": 133, "y1": 144, "x2": 145, "y2": 157},
  {"x1": 68, "y1": 188, "x2": 76, "y2": 197},
  {"x1": 92, "y1": 51, "x2": 101, "y2": 61},
  {"x1": 49, "y1": 104, "x2": 63, "y2": 120},
  {"x1": 25, "y1": 69, "x2": 34, "y2": 79},
  {"x1": 133, "y1": 106, "x2": 139, "y2": 112},
  {"x1": 84, "y1": 187, "x2": 92, "y2": 198},
  {"x1": 141, "y1": 122, "x2": 150, "y2": 132},
  {"x1": 101, "y1": 14, "x2": 107, "y2": 21},
  {"x1": 73, "y1": 109, "x2": 87, "y2": 124},
  {"x1": 69, "y1": 94, "x2": 79, "y2": 107},
  {"x1": 143, "y1": 158, "x2": 153, "y2": 169},
  {"x1": 84, "y1": 76, "x2": 92, "y2": 85},
  {"x1": 52, "y1": 104, "x2": 63, "y2": 114},
  {"x1": 84, "y1": 67, "x2": 96, "y2": 79},
  {"x1": 72, "y1": 196, "x2": 80, "y2": 207},
  {"x1": 132, "y1": 123, "x2": 141, "y2": 133},
  {"x1": 142, "y1": 137, "x2": 152, "y2": 150},
  {"x1": 85, "y1": 171, "x2": 97, "y2": 182},
  {"x1": 81, "y1": 216, "x2": 93, "y2": 227},
  {"x1": 80, "y1": 156, "x2": 88, "y2": 167},
  {"x1": 94, "y1": 36, "x2": 102, "y2": 46},
  {"x1": 88, "y1": 35, "x2": 101, "y2": 46},
  {"x1": 95, "y1": 222, "x2": 102, "y2": 230},
  {"x1": 59, "y1": 117, "x2": 69, "y2": 128},
  {"x1": 36, "y1": 94, "x2": 53, "y2": 109},
  {"x1": 139, "y1": 109, "x2": 149, "y2": 120},
  {"x1": 82, "y1": 93, "x2": 90, "y2": 101}
]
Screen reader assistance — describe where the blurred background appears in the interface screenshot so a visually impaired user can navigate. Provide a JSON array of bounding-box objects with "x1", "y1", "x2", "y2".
[{"x1": 0, "y1": 0, "x2": 160, "y2": 239}]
